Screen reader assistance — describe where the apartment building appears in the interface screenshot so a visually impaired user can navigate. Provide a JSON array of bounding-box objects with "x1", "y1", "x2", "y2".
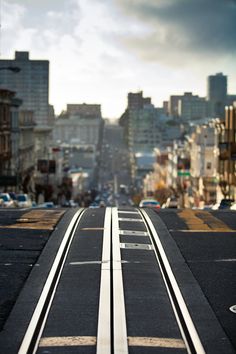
[{"x1": 218, "y1": 104, "x2": 236, "y2": 198}]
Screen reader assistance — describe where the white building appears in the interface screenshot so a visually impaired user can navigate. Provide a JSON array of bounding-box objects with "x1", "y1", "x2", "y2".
[
  {"x1": 190, "y1": 121, "x2": 220, "y2": 204},
  {"x1": 53, "y1": 115, "x2": 102, "y2": 146}
]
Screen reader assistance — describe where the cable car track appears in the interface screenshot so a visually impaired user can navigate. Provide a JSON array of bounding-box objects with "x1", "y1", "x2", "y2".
[{"x1": 17, "y1": 207, "x2": 206, "y2": 354}]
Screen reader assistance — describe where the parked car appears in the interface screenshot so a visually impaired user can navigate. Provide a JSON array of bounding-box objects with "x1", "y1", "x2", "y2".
[
  {"x1": 16, "y1": 194, "x2": 32, "y2": 208},
  {"x1": 218, "y1": 198, "x2": 234, "y2": 210},
  {"x1": 164, "y1": 196, "x2": 178, "y2": 208},
  {"x1": 36, "y1": 202, "x2": 55, "y2": 208},
  {"x1": 139, "y1": 199, "x2": 161, "y2": 209},
  {"x1": 211, "y1": 202, "x2": 220, "y2": 210},
  {"x1": 61, "y1": 200, "x2": 79, "y2": 207},
  {"x1": 0, "y1": 193, "x2": 15, "y2": 208},
  {"x1": 230, "y1": 202, "x2": 236, "y2": 210}
]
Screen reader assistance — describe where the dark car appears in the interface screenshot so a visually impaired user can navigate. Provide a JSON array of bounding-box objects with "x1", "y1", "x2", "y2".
[{"x1": 219, "y1": 198, "x2": 234, "y2": 209}]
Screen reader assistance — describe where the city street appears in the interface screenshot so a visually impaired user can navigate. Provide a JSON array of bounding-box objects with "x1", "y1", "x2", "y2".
[{"x1": 0, "y1": 207, "x2": 235, "y2": 353}]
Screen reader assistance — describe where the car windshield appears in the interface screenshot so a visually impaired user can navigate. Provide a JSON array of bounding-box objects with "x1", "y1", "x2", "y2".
[
  {"x1": 143, "y1": 201, "x2": 159, "y2": 206},
  {"x1": 0, "y1": 195, "x2": 9, "y2": 202},
  {"x1": 17, "y1": 195, "x2": 27, "y2": 202}
]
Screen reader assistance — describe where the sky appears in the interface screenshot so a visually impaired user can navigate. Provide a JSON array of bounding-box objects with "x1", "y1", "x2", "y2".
[{"x1": 1, "y1": 0, "x2": 236, "y2": 118}]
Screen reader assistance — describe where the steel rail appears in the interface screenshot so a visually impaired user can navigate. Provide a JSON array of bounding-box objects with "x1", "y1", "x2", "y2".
[
  {"x1": 112, "y1": 207, "x2": 129, "y2": 354},
  {"x1": 97, "y1": 207, "x2": 129, "y2": 354},
  {"x1": 139, "y1": 208, "x2": 206, "y2": 354},
  {"x1": 18, "y1": 208, "x2": 85, "y2": 354},
  {"x1": 96, "y1": 207, "x2": 112, "y2": 354}
]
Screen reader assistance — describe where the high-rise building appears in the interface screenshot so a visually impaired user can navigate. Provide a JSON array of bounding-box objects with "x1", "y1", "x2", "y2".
[
  {"x1": 66, "y1": 103, "x2": 101, "y2": 118},
  {"x1": 128, "y1": 91, "x2": 151, "y2": 111},
  {"x1": 127, "y1": 92, "x2": 161, "y2": 153},
  {"x1": 169, "y1": 95, "x2": 183, "y2": 117},
  {"x1": 0, "y1": 51, "x2": 50, "y2": 127},
  {"x1": 178, "y1": 92, "x2": 207, "y2": 121},
  {"x1": 207, "y1": 73, "x2": 227, "y2": 118}
]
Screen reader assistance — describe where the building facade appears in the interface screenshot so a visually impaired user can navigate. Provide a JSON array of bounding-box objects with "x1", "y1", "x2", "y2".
[
  {"x1": 190, "y1": 122, "x2": 219, "y2": 205},
  {"x1": 0, "y1": 89, "x2": 15, "y2": 188},
  {"x1": 0, "y1": 51, "x2": 50, "y2": 127},
  {"x1": 218, "y1": 104, "x2": 236, "y2": 199},
  {"x1": 207, "y1": 73, "x2": 227, "y2": 119},
  {"x1": 178, "y1": 92, "x2": 208, "y2": 121}
]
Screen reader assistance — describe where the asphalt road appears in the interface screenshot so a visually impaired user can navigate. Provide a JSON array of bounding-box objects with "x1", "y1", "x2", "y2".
[
  {"x1": 155, "y1": 208, "x2": 236, "y2": 351},
  {"x1": 0, "y1": 207, "x2": 235, "y2": 353}
]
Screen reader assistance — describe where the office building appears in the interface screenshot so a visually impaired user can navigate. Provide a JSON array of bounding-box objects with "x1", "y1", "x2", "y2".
[
  {"x1": 66, "y1": 103, "x2": 101, "y2": 118},
  {"x1": 178, "y1": 92, "x2": 207, "y2": 121},
  {"x1": 207, "y1": 73, "x2": 227, "y2": 118},
  {"x1": 0, "y1": 51, "x2": 50, "y2": 127},
  {"x1": 53, "y1": 103, "x2": 103, "y2": 146}
]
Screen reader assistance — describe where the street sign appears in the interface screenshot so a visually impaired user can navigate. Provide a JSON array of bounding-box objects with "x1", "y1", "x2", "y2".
[{"x1": 177, "y1": 171, "x2": 190, "y2": 176}]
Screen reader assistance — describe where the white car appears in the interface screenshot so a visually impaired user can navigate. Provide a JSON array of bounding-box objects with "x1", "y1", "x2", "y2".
[
  {"x1": 139, "y1": 199, "x2": 161, "y2": 209},
  {"x1": 0, "y1": 193, "x2": 15, "y2": 208},
  {"x1": 16, "y1": 194, "x2": 32, "y2": 208},
  {"x1": 230, "y1": 202, "x2": 236, "y2": 210}
]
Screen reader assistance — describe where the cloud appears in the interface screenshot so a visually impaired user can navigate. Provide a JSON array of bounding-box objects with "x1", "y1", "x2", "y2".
[
  {"x1": 1, "y1": 0, "x2": 236, "y2": 117},
  {"x1": 115, "y1": 0, "x2": 236, "y2": 64}
]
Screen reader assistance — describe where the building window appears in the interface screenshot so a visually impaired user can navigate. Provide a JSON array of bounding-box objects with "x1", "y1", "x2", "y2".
[{"x1": 206, "y1": 162, "x2": 211, "y2": 169}]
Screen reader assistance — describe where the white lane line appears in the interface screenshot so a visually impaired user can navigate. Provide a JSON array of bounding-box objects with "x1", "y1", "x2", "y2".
[
  {"x1": 141, "y1": 209, "x2": 206, "y2": 354},
  {"x1": 96, "y1": 208, "x2": 112, "y2": 354},
  {"x1": 112, "y1": 207, "x2": 129, "y2": 354}
]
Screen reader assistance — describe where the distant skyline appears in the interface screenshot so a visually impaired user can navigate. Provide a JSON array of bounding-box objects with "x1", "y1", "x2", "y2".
[{"x1": 1, "y1": 0, "x2": 236, "y2": 118}]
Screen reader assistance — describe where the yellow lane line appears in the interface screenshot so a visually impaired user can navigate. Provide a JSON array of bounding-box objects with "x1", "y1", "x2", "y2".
[
  {"x1": 0, "y1": 210, "x2": 65, "y2": 230},
  {"x1": 179, "y1": 210, "x2": 232, "y2": 231},
  {"x1": 170, "y1": 229, "x2": 236, "y2": 233},
  {"x1": 195, "y1": 211, "x2": 232, "y2": 230}
]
